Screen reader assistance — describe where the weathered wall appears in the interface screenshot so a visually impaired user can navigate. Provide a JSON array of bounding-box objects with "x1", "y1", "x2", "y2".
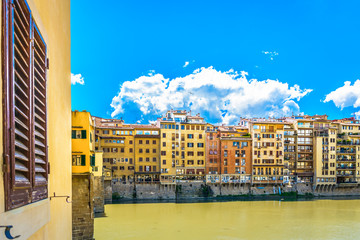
[
  {"x1": 110, "y1": 181, "x2": 360, "y2": 201},
  {"x1": 104, "y1": 180, "x2": 113, "y2": 204},
  {"x1": 72, "y1": 174, "x2": 94, "y2": 240},
  {"x1": 93, "y1": 176, "x2": 105, "y2": 213},
  {"x1": 135, "y1": 183, "x2": 175, "y2": 199}
]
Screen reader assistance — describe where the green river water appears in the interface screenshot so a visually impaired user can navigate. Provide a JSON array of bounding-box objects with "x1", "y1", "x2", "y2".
[{"x1": 94, "y1": 199, "x2": 360, "y2": 240}]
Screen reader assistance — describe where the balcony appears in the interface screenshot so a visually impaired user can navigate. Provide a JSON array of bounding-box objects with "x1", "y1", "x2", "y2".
[
  {"x1": 337, "y1": 150, "x2": 356, "y2": 154},
  {"x1": 298, "y1": 158, "x2": 313, "y2": 161},
  {"x1": 337, "y1": 157, "x2": 356, "y2": 162},
  {"x1": 336, "y1": 166, "x2": 355, "y2": 170}
]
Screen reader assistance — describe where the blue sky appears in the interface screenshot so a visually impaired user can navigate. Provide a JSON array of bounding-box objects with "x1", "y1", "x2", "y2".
[{"x1": 71, "y1": 0, "x2": 360, "y2": 124}]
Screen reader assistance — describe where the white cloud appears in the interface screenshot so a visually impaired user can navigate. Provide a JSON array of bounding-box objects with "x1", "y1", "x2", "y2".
[
  {"x1": 324, "y1": 80, "x2": 360, "y2": 109},
  {"x1": 183, "y1": 61, "x2": 189, "y2": 67},
  {"x1": 110, "y1": 66, "x2": 312, "y2": 124},
  {"x1": 262, "y1": 51, "x2": 279, "y2": 60},
  {"x1": 71, "y1": 73, "x2": 85, "y2": 85}
]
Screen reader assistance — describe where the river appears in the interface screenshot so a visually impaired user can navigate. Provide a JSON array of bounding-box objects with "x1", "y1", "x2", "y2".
[{"x1": 94, "y1": 199, "x2": 360, "y2": 239}]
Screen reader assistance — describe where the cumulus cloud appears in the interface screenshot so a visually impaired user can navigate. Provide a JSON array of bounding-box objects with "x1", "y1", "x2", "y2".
[
  {"x1": 110, "y1": 67, "x2": 312, "y2": 124},
  {"x1": 324, "y1": 80, "x2": 360, "y2": 109},
  {"x1": 262, "y1": 51, "x2": 279, "y2": 60},
  {"x1": 71, "y1": 73, "x2": 85, "y2": 85},
  {"x1": 183, "y1": 61, "x2": 189, "y2": 67}
]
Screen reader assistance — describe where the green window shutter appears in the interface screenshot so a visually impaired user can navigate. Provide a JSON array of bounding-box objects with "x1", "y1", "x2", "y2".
[
  {"x1": 90, "y1": 155, "x2": 95, "y2": 166},
  {"x1": 81, "y1": 155, "x2": 86, "y2": 166},
  {"x1": 72, "y1": 130, "x2": 76, "y2": 139},
  {"x1": 81, "y1": 130, "x2": 87, "y2": 139}
]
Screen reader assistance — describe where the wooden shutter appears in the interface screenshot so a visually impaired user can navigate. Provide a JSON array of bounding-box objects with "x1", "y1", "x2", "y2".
[
  {"x1": 31, "y1": 23, "x2": 48, "y2": 201},
  {"x1": 3, "y1": 0, "x2": 48, "y2": 210},
  {"x1": 3, "y1": 0, "x2": 33, "y2": 210},
  {"x1": 81, "y1": 155, "x2": 86, "y2": 166},
  {"x1": 72, "y1": 130, "x2": 76, "y2": 139},
  {"x1": 90, "y1": 155, "x2": 95, "y2": 166},
  {"x1": 81, "y1": 129, "x2": 86, "y2": 139}
]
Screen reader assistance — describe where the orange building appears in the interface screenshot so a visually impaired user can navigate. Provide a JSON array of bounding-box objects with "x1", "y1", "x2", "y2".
[
  {"x1": 205, "y1": 124, "x2": 221, "y2": 183},
  {"x1": 219, "y1": 127, "x2": 252, "y2": 183}
]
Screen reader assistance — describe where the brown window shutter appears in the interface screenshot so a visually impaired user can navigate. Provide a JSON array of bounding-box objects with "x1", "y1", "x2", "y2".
[
  {"x1": 3, "y1": 0, "x2": 49, "y2": 210},
  {"x1": 31, "y1": 24, "x2": 48, "y2": 202},
  {"x1": 3, "y1": 0, "x2": 33, "y2": 210}
]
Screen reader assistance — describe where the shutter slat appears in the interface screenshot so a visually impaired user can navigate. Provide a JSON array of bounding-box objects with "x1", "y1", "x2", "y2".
[
  {"x1": 34, "y1": 37, "x2": 46, "y2": 57},
  {"x1": 15, "y1": 139, "x2": 29, "y2": 151},
  {"x1": 15, "y1": 71, "x2": 29, "y2": 90},
  {"x1": 15, "y1": 128, "x2": 29, "y2": 141},
  {"x1": 15, "y1": 150, "x2": 29, "y2": 162},
  {"x1": 15, "y1": 162, "x2": 29, "y2": 172},
  {"x1": 35, "y1": 156, "x2": 46, "y2": 164},
  {"x1": 34, "y1": 121, "x2": 45, "y2": 132},
  {"x1": 15, "y1": 117, "x2": 29, "y2": 131},
  {"x1": 35, "y1": 164, "x2": 46, "y2": 173},
  {"x1": 35, "y1": 148, "x2": 45, "y2": 156},
  {"x1": 15, "y1": 105, "x2": 29, "y2": 120},
  {"x1": 15, "y1": 94, "x2": 29, "y2": 111},
  {"x1": 34, "y1": 130, "x2": 45, "y2": 140},
  {"x1": 34, "y1": 95, "x2": 45, "y2": 107},
  {"x1": 33, "y1": 57, "x2": 45, "y2": 74},
  {"x1": 35, "y1": 113, "x2": 45, "y2": 124},
  {"x1": 34, "y1": 85, "x2": 45, "y2": 99},
  {"x1": 35, "y1": 104, "x2": 45, "y2": 116},
  {"x1": 35, "y1": 139, "x2": 45, "y2": 148},
  {"x1": 14, "y1": 57, "x2": 29, "y2": 79},
  {"x1": 14, "y1": 44, "x2": 29, "y2": 68},
  {"x1": 34, "y1": 65, "x2": 45, "y2": 82}
]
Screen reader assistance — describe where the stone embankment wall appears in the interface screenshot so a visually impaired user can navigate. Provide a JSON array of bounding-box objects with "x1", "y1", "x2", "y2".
[
  {"x1": 110, "y1": 181, "x2": 360, "y2": 200},
  {"x1": 93, "y1": 176, "x2": 105, "y2": 213},
  {"x1": 104, "y1": 179, "x2": 112, "y2": 204},
  {"x1": 72, "y1": 173, "x2": 94, "y2": 240}
]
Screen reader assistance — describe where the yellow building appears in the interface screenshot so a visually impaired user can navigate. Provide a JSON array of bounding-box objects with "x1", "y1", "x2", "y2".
[
  {"x1": 250, "y1": 120, "x2": 285, "y2": 184},
  {"x1": 94, "y1": 117, "x2": 135, "y2": 182},
  {"x1": 313, "y1": 120, "x2": 337, "y2": 186},
  {"x1": 158, "y1": 110, "x2": 206, "y2": 184},
  {"x1": 72, "y1": 111, "x2": 96, "y2": 173},
  {"x1": 0, "y1": 0, "x2": 71, "y2": 239},
  {"x1": 333, "y1": 120, "x2": 360, "y2": 185},
  {"x1": 133, "y1": 125, "x2": 161, "y2": 182}
]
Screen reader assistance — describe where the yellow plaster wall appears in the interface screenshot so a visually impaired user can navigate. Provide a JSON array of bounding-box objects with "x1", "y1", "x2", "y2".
[{"x1": 0, "y1": 0, "x2": 71, "y2": 239}]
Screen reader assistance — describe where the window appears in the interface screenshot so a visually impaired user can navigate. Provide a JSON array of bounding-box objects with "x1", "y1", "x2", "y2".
[
  {"x1": 146, "y1": 140, "x2": 150, "y2": 144},
  {"x1": 153, "y1": 149, "x2": 157, "y2": 153},
  {"x1": 163, "y1": 142, "x2": 166, "y2": 147},
  {"x1": 153, "y1": 140, "x2": 156, "y2": 144},
  {"x1": 72, "y1": 130, "x2": 87, "y2": 139},
  {"x1": 103, "y1": 130, "x2": 109, "y2": 134},
  {"x1": 120, "y1": 148, "x2": 124, "y2": 153},
  {"x1": 146, "y1": 149, "x2": 150, "y2": 153},
  {"x1": 162, "y1": 133, "x2": 166, "y2": 138},
  {"x1": 161, "y1": 151, "x2": 166, "y2": 156},
  {"x1": 146, "y1": 157, "x2": 150, "y2": 162},
  {"x1": 129, "y1": 140, "x2": 133, "y2": 144},
  {"x1": 139, "y1": 149, "x2": 143, "y2": 153},
  {"x1": 199, "y1": 134, "x2": 203, "y2": 139},
  {"x1": 72, "y1": 155, "x2": 86, "y2": 166},
  {"x1": 139, "y1": 157, "x2": 143, "y2": 162},
  {"x1": 187, "y1": 134, "x2": 193, "y2": 139},
  {"x1": 197, "y1": 143, "x2": 204, "y2": 147},
  {"x1": 129, "y1": 148, "x2": 133, "y2": 153},
  {"x1": 3, "y1": 0, "x2": 49, "y2": 210},
  {"x1": 153, "y1": 157, "x2": 157, "y2": 162},
  {"x1": 163, "y1": 160, "x2": 166, "y2": 165},
  {"x1": 139, "y1": 140, "x2": 143, "y2": 144}
]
